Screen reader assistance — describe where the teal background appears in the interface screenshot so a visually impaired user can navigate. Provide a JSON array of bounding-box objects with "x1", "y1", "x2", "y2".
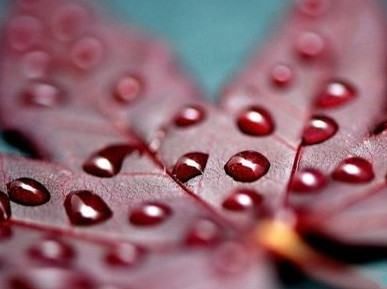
[{"x1": 1, "y1": 0, "x2": 387, "y2": 288}]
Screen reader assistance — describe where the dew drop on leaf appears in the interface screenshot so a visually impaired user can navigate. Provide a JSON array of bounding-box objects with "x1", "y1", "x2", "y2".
[
  {"x1": 224, "y1": 151, "x2": 270, "y2": 183},
  {"x1": 52, "y1": 4, "x2": 89, "y2": 41},
  {"x1": 70, "y1": 36, "x2": 104, "y2": 70},
  {"x1": 332, "y1": 157, "x2": 375, "y2": 183},
  {"x1": 21, "y1": 81, "x2": 63, "y2": 108},
  {"x1": 289, "y1": 168, "x2": 327, "y2": 193},
  {"x1": 172, "y1": 152, "x2": 209, "y2": 182},
  {"x1": 129, "y1": 202, "x2": 171, "y2": 226},
  {"x1": 315, "y1": 80, "x2": 356, "y2": 108},
  {"x1": 270, "y1": 64, "x2": 293, "y2": 87},
  {"x1": 295, "y1": 31, "x2": 325, "y2": 59},
  {"x1": 7, "y1": 16, "x2": 42, "y2": 52},
  {"x1": 237, "y1": 106, "x2": 275, "y2": 136},
  {"x1": 7, "y1": 178, "x2": 51, "y2": 206},
  {"x1": 114, "y1": 75, "x2": 143, "y2": 104},
  {"x1": 222, "y1": 188, "x2": 262, "y2": 212},
  {"x1": 173, "y1": 105, "x2": 206, "y2": 127},
  {"x1": 184, "y1": 218, "x2": 221, "y2": 247},
  {"x1": 104, "y1": 243, "x2": 145, "y2": 268},
  {"x1": 64, "y1": 190, "x2": 113, "y2": 226},
  {"x1": 302, "y1": 115, "x2": 338, "y2": 145}
]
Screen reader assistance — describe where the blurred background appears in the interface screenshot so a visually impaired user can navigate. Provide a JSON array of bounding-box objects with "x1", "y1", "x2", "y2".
[{"x1": 1, "y1": 0, "x2": 387, "y2": 288}]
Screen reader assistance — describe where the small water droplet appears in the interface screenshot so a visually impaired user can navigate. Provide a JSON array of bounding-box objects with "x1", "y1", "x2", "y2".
[
  {"x1": 83, "y1": 144, "x2": 135, "y2": 178},
  {"x1": 271, "y1": 64, "x2": 293, "y2": 87},
  {"x1": 222, "y1": 189, "x2": 262, "y2": 212},
  {"x1": 174, "y1": 105, "x2": 206, "y2": 127},
  {"x1": 373, "y1": 120, "x2": 387, "y2": 135},
  {"x1": 114, "y1": 75, "x2": 142, "y2": 104},
  {"x1": 297, "y1": 0, "x2": 330, "y2": 16},
  {"x1": 184, "y1": 219, "x2": 221, "y2": 247},
  {"x1": 237, "y1": 106, "x2": 275, "y2": 136},
  {"x1": 7, "y1": 178, "x2": 50, "y2": 206},
  {"x1": 104, "y1": 243, "x2": 144, "y2": 268},
  {"x1": 70, "y1": 36, "x2": 104, "y2": 70},
  {"x1": 315, "y1": 80, "x2": 356, "y2": 108},
  {"x1": 332, "y1": 157, "x2": 374, "y2": 183},
  {"x1": 52, "y1": 4, "x2": 89, "y2": 41},
  {"x1": 224, "y1": 151, "x2": 270, "y2": 182},
  {"x1": 129, "y1": 202, "x2": 171, "y2": 226},
  {"x1": 21, "y1": 81, "x2": 63, "y2": 108},
  {"x1": 7, "y1": 16, "x2": 42, "y2": 52},
  {"x1": 172, "y1": 152, "x2": 209, "y2": 182},
  {"x1": 296, "y1": 32, "x2": 325, "y2": 59},
  {"x1": 302, "y1": 115, "x2": 338, "y2": 145},
  {"x1": 22, "y1": 50, "x2": 50, "y2": 79},
  {"x1": 290, "y1": 168, "x2": 327, "y2": 193},
  {"x1": 28, "y1": 237, "x2": 75, "y2": 266},
  {"x1": 0, "y1": 191, "x2": 11, "y2": 221},
  {"x1": 64, "y1": 190, "x2": 112, "y2": 226}
]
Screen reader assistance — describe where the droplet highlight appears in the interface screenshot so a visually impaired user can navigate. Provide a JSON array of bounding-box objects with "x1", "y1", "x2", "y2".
[
  {"x1": 224, "y1": 151, "x2": 270, "y2": 182},
  {"x1": 302, "y1": 115, "x2": 338, "y2": 145},
  {"x1": 172, "y1": 152, "x2": 209, "y2": 182},
  {"x1": 332, "y1": 157, "x2": 374, "y2": 183},
  {"x1": 28, "y1": 237, "x2": 75, "y2": 266},
  {"x1": 271, "y1": 64, "x2": 293, "y2": 87},
  {"x1": 184, "y1": 219, "x2": 221, "y2": 247},
  {"x1": 296, "y1": 32, "x2": 325, "y2": 59},
  {"x1": 237, "y1": 106, "x2": 275, "y2": 136},
  {"x1": 129, "y1": 202, "x2": 171, "y2": 226},
  {"x1": 21, "y1": 81, "x2": 63, "y2": 108},
  {"x1": 7, "y1": 178, "x2": 50, "y2": 206},
  {"x1": 290, "y1": 168, "x2": 327, "y2": 193},
  {"x1": 174, "y1": 105, "x2": 206, "y2": 127},
  {"x1": 104, "y1": 243, "x2": 144, "y2": 268},
  {"x1": 315, "y1": 80, "x2": 356, "y2": 108},
  {"x1": 114, "y1": 75, "x2": 142, "y2": 104},
  {"x1": 222, "y1": 189, "x2": 262, "y2": 212},
  {"x1": 64, "y1": 190, "x2": 112, "y2": 226}
]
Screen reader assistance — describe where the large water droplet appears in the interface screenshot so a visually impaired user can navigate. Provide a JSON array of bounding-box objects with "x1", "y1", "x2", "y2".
[
  {"x1": 302, "y1": 115, "x2": 338, "y2": 145},
  {"x1": 64, "y1": 190, "x2": 112, "y2": 226},
  {"x1": 70, "y1": 36, "x2": 103, "y2": 70},
  {"x1": 270, "y1": 64, "x2": 293, "y2": 87},
  {"x1": 237, "y1": 106, "x2": 275, "y2": 136},
  {"x1": 129, "y1": 202, "x2": 171, "y2": 226},
  {"x1": 83, "y1": 144, "x2": 135, "y2": 178},
  {"x1": 104, "y1": 243, "x2": 144, "y2": 268},
  {"x1": 315, "y1": 80, "x2": 356, "y2": 108},
  {"x1": 174, "y1": 105, "x2": 206, "y2": 127},
  {"x1": 172, "y1": 152, "x2": 209, "y2": 182},
  {"x1": 0, "y1": 191, "x2": 11, "y2": 221},
  {"x1": 296, "y1": 32, "x2": 325, "y2": 59},
  {"x1": 114, "y1": 75, "x2": 142, "y2": 104},
  {"x1": 7, "y1": 178, "x2": 50, "y2": 206},
  {"x1": 28, "y1": 237, "x2": 75, "y2": 266},
  {"x1": 290, "y1": 168, "x2": 327, "y2": 193},
  {"x1": 184, "y1": 219, "x2": 221, "y2": 247},
  {"x1": 224, "y1": 151, "x2": 270, "y2": 182},
  {"x1": 222, "y1": 188, "x2": 262, "y2": 212},
  {"x1": 7, "y1": 16, "x2": 42, "y2": 52},
  {"x1": 22, "y1": 81, "x2": 63, "y2": 108},
  {"x1": 332, "y1": 157, "x2": 374, "y2": 183}
]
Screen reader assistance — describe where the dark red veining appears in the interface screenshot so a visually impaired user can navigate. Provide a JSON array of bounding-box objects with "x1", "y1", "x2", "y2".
[
  {"x1": 129, "y1": 202, "x2": 171, "y2": 226},
  {"x1": 315, "y1": 80, "x2": 356, "y2": 108},
  {"x1": 64, "y1": 190, "x2": 112, "y2": 226},
  {"x1": 289, "y1": 168, "x2": 327, "y2": 193},
  {"x1": 172, "y1": 152, "x2": 209, "y2": 182},
  {"x1": 82, "y1": 144, "x2": 136, "y2": 178},
  {"x1": 7, "y1": 178, "x2": 50, "y2": 206},
  {"x1": 222, "y1": 188, "x2": 262, "y2": 212},
  {"x1": 302, "y1": 115, "x2": 338, "y2": 145},
  {"x1": 0, "y1": 191, "x2": 11, "y2": 221},
  {"x1": 237, "y1": 106, "x2": 275, "y2": 136},
  {"x1": 173, "y1": 105, "x2": 206, "y2": 127},
  {"x1": 224, "y1": 151, "x2": 270, "y2": 182},
  {"x1": 332, "y1": 157, "x2": 375, "y2": 183}
]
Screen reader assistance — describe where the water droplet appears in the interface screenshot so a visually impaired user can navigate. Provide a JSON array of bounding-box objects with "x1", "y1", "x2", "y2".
[
  {"x1": 296, "y1": 32, "x2": 325, "y2": 59},
  {"x1": 315, "y1": 80, "x2": 356, "y2": 108},
  {"x1": 172, "y1": 152, "x2": 209, "y2": 182},
  {"x1": 22, "y1": 81, "x2": 63, "y2": 108},
  {"x1": 184, "y1": 219, "x2": 221, "y2": 247},
  {"x1": 28, "y1": 237, "x2": 75, "y2": 266},
  {"x1": 7, "y1": 178, "x2": 50, "y2": 206},
  {"x1": 114, "y1": 75, "x2": 142, "y2": 104},
  {"x1": 237, "y1": 106, "x2": 275, "y2": 136},
  {"x1": 290, "y1": 168, "x2": 326, "y2": 193},
  {"x1": 104, "y1": 243, "x2": 144, "y2": 268},
  {"x1": 0, "y1": 191, "x2": 11, "y2": 221},
  {"x1": 224, "y1": 151, "x2": 270, "y2": 182},
  {"x1": 52, "y1": 4, "x2": 89, "y2": 41},
  {"x1": 302, "y1": 115, "x2": 338, "y2": 145},
  {"x1": 22, "y1": 50, "x2": 50, "y2": 79},
  {"x1": 174, "y1": 105, "x2": 206, "y2": 127},
  {"x1": 297, "y1": 0, "x2": 330, "y2": 16},
  {"x1": 271, "y1": 64, "x2": 293, "y2": 87},
  {"x1": 7, "y1": 16, "x2": 42, "y2": 52},
  {"x1": 64, "y1": 190, "x2": 112, "y2": 226},
  {"x1": 129, "y1": 202, "x2": 171, "y2": 226},
  {"x1": 373, "y1": 120, "x2": 387, "y2": 135},
  {"x1": 83, "y1": 144, "x2": 135, "y2": 178},
  {"x1": 70, "y1": 36, "x2": 103, "y2": 70},
  {"x1": 332, "y1": 157, "x2": 374, "y2": 183},
  {"x1": 222, "y1": 189, "x2": 262, "y2": 212}
]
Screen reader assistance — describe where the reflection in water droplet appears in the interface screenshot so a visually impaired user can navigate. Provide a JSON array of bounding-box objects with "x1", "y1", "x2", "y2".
[{"x1": 7, "y1": 178, "x2": 50, "y2": 206}]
